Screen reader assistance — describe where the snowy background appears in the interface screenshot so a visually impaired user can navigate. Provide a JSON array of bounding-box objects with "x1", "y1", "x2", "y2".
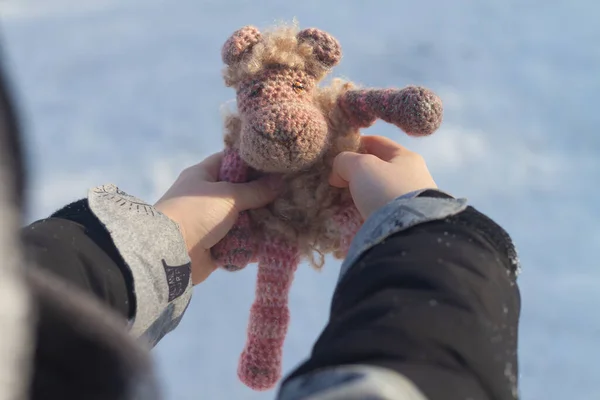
[{"x1": 1, "y1": 0, "x2": 598, "y2": 399}]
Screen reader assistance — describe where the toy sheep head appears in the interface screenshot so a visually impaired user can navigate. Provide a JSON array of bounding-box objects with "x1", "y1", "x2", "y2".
[{"x1": 221, "y1": 25, "x2": 342, "y2": 173}]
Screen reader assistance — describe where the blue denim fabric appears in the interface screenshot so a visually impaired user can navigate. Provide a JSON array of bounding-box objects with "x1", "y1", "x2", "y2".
[{"x1": 338, "y1": 190, "x2": 468, "y2": 283}]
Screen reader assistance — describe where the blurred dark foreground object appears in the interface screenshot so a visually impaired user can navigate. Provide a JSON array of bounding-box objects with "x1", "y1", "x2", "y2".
[{"x1": 0, "y1": 41, "x2": 160, "y2": 400}]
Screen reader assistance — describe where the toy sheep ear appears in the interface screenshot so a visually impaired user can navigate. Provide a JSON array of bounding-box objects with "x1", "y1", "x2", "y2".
[
  {"x1": 297, "y1": 28, "x2": 342, "y2": 68},
  {"x1": 222, "y1": 26, "x2": 262, "y2": 66}
]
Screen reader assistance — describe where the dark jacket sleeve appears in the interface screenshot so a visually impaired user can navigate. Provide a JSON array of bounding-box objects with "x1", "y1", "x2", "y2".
[
  {"x1": 21, "y1": 199, "x2": 135, "y2": 319},
  {"x1": 279, "y1": 191, "x2": 521, "y2": 400},
  {"x1": 21, "y1": 184, "x2": 194, "y2": 346}
]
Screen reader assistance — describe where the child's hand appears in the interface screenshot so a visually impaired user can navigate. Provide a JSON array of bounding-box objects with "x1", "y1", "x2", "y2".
[
  {"x1": 329, "y1": 135, "x2": 437, "y2": 219},
  {"x1": 155, "y1": 152, "x2": 280, "y2": 284}
]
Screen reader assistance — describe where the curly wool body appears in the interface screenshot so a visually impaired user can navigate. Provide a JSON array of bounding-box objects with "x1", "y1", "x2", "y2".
[
  {"x1": 223, "y1": 77, "x2": 363, "y2": 267},
  {"x1": 211, "y1": 21, "x2": 444, "y2": 391}
]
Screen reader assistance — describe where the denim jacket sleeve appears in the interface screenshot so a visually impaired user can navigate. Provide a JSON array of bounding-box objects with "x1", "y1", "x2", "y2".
[{"x1": 339, "y1": 189, "x2": 468, "y2": 283}]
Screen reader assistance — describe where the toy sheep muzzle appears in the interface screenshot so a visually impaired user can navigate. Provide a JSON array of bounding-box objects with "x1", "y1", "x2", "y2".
[{"x1": 239, "y1": 104, "x2": 329, "y2": 173}]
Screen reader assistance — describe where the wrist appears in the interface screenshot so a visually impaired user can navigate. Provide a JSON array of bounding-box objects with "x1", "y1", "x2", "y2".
[
  {"x1": 154, "y1": 203, "x2": 192, "y2": 253},
  {"x1": 154, "y1": 202, "x2": 216, "y2": 286}
]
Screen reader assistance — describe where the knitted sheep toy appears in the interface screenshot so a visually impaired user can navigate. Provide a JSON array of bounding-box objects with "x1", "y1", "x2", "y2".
[{"x1": 211, "y1": 22, "x2": 444, "y2": 391}]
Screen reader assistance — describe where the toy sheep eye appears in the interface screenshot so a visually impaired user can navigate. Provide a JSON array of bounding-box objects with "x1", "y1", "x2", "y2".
[
  {"x1": 292, "y1": 81, "x2": 305, "y2": 93},
  {"x1": 249, "y1": 84, "x2": 263, "y2": 97}
]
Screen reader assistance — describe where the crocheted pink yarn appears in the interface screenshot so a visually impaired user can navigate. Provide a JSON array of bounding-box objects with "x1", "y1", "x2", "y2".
[
  {"x1": 210, "y1": 22, "x2": 443, "y2": 391},
  {"x1": 213, "y1": 146, "x2": 364, "y2": 390}
]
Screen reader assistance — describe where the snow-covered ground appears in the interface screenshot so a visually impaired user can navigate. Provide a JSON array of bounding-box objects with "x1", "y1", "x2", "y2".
[{"x1": 1, "y1": 0, "x2": 598, "y2": 398}]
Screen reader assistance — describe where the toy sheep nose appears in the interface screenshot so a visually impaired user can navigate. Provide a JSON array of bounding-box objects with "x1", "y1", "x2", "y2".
[
  {"x1": 252, "y1": 104, "x2": 326, "y2": 143},
  {"x1": 239, "y1": 104, "x2": 329, "y2": 173}
]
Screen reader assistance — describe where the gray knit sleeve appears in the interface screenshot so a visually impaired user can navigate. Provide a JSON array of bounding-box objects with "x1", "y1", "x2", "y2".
[{"x1": 87, "y1": 184, "x2": 193, "y2": 347}]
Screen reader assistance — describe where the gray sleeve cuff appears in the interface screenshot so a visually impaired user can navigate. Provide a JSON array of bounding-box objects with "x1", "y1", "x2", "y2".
[
  {"x1": 87, "y1": 184, "x2": 193, "y2": 346},
  {"x1": 277, "y1": 365, "x2": 428, "y2": 400},
  {"x1": 338, "y1": 193, "x2": 468, "y2": 282}
]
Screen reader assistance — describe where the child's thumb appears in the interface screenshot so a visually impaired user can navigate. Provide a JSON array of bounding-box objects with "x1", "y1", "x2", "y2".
[{"x1": 230, "y1": 175, "x2": 282, "y2": 211}]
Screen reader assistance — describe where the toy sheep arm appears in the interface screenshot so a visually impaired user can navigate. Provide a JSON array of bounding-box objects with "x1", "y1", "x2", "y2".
[
  {"x1": 338, "y1": 86, "x2": 444, "y2": 136},
  {"x1": 210, "y1": 146, "x2": 258, "y2": 271}
]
